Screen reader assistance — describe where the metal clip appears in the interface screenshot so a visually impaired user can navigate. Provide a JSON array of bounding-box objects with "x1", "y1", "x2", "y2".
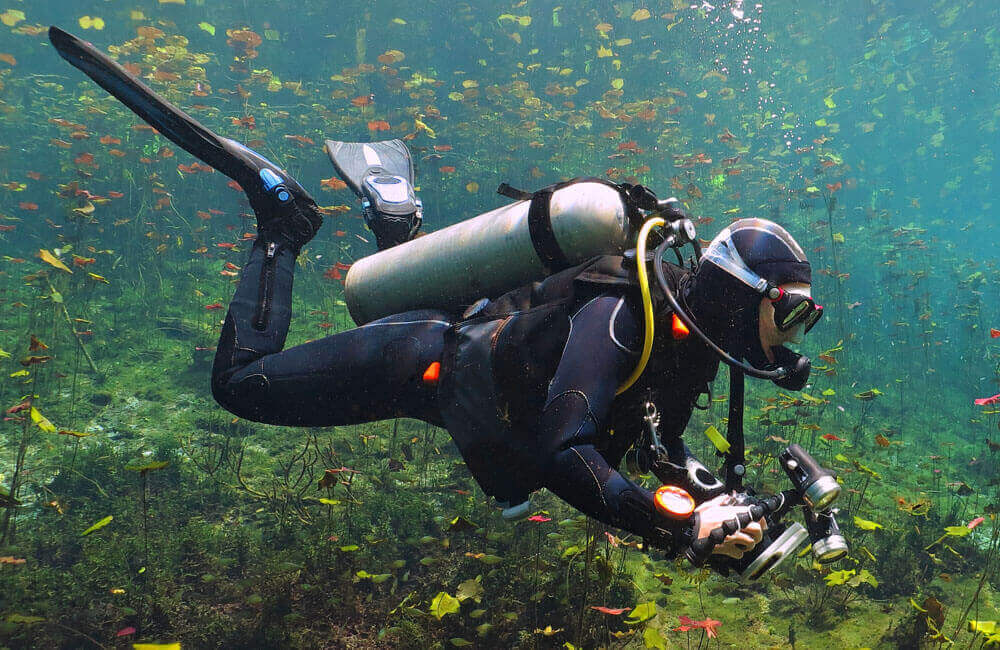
[{"x1": 643, "y1": 400, "x2": 664, "y2": 454}]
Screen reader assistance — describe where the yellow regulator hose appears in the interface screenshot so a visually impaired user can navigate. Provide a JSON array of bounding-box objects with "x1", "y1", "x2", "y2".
[{"x1": 616, "y1": 217, "x2": 665, "y2": 396}]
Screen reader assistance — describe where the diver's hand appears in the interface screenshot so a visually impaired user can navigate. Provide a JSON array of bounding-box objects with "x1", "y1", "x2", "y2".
[{"x1": 693, "y1": 493, "x2": 767, "y2": 559}]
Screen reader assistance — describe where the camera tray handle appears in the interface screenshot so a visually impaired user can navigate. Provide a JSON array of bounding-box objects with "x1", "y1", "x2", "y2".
[{"x1": 685, "y1": 491, "x2": 795, "y2": 567}]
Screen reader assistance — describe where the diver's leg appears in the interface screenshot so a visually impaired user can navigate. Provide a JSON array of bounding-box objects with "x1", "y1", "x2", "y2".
[{"x1": 211, "y1": 242, "x2": 449, "y2": 426}]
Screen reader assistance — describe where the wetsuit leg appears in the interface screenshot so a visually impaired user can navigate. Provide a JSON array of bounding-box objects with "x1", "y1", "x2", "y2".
[{"x1": 211, "y1": 240, "x2": 450, "y2": 427}]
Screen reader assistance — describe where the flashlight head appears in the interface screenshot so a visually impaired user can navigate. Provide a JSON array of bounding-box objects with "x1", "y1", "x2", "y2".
[
  {"x1": 813, "y1": 534, "x2": 849, "y2": 563},
  {"x1": 803, "y1": 474, "x2": 841, "y2": 511}
]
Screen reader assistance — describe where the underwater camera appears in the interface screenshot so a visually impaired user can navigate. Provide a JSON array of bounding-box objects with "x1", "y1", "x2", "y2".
[{"x1": 696, "y1": 444, "x2": 848, "y2": 581}]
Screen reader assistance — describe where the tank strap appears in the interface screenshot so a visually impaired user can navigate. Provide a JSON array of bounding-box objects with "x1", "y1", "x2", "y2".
[
  {"x1": 498, "y1": 176, "x2": 646, "y2": 275},
  {"x1": 527, "y1": 187, "x2": 570, "y2": 273}
]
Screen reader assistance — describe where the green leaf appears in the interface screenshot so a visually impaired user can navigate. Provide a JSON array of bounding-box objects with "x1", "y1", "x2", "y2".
[
  {"x1": 81, "y1": 515, "x2": 113, "y2": 536},
  {"x1": 478, "y1": 554, "x2": 502, "y2": 565},
  {"x1": 824, "y1": 569, "x2": 856, "y2": 586},
  {"x1": 339, "y1": 544, "x2": 359, "y2": 552},
  {"x1": 317, "y1": 498, "x2": 341, "y2": 506},
  {"x1": 853, "y1": 516, "x2": 883, "y2": 531},
  {"x1": 450, "y1": 639, "x2": 473, "y2": 647},
  {"x1": 847, "y1": 569, "x2": 878, "y2": 588},
  {"x1": 456, "y1": 578, "x2": 484, "y2": 602},
  {"x1": 124, "y1": 460, "x2": 169, "y2": 473},
  {"x1": 626, "y1": 601, "x2": 656, "y2": 624},
  {"x1": 643, "y1": 625, "x2": 668, "y2": 649},
  {"x1": 30, "y1": 407, "x2": 56, "y2": 433},
  {"x1": 703, "y1": 425, "x2": 730, "y2": 453},
  {"x1": 429, "y1": 591, "x2": 461, "y2": 620},
  {"x1": 944, "y1": 526, "x2": 971, "y2": 537},
  {"x1": 6, "y1": 613, "x2": 46, "y2": 624},
  {"x1": 198, "y1": 21, "x2": 216, "y2": 36},
  {"x1": 969, "y1": 620, "x2": 997, "y2": 635},
  {"x1": 355, "y1": 570, "x2": 391, "y2": 584}
]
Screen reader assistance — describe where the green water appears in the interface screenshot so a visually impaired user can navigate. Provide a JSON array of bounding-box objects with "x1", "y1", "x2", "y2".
[{"x1": 1, "y1": 1, "x2": 998, "y2": 648}]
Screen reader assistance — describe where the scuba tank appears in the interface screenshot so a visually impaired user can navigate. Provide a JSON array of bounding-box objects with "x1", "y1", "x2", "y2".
[{"x1": 338, "y1": 175, "x2": 635, "y2": 324}]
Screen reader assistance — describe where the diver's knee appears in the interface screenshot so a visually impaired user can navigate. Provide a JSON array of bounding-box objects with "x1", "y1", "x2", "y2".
[{"x1": 211, "y1": 370, "x2": 269, "y2": 421}]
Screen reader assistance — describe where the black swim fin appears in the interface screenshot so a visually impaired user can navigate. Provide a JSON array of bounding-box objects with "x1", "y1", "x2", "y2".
[{"x1": 48, "y1": 26, "x2": 313, "y2": 210}]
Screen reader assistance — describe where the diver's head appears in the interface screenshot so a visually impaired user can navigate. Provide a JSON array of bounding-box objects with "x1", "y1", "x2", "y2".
[{"x1": 684, "y1": 218, "x2": 817, "y2": 388}]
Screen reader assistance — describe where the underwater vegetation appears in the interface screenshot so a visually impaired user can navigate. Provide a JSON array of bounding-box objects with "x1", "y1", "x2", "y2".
[{"x1": 1, "y1": 0, "x2": 999, "y2": 648}]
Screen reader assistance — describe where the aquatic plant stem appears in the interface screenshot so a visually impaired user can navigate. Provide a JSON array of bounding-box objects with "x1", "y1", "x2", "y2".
[
  {"x1": 47, "y1": 278, "x2": 99, "y2": 376},
  {"x1": 951, "y1": 517, "x2": 1000, "y2": 644}
]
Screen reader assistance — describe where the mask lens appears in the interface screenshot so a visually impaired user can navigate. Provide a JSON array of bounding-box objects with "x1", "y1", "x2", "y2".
[
  {"x1": 803, "y1": 305, "x2": 823, "y2": 333},
  {"x1": 778, "y1": 298, "x2": 810, "y2": 330}
]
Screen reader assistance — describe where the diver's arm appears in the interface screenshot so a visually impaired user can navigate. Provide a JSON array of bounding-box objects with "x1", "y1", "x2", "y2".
[{"x1": 538, "y1": 295, "x2": 695, "y2": 552}]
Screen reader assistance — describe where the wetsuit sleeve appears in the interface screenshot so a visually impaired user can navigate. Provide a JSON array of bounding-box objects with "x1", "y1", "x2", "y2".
[{"x1": 539, "y1": 295, "x2": 694, "y2": 553}]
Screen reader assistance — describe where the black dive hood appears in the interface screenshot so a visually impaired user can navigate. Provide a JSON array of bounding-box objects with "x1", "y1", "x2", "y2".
[{"x1": 652, "y1": 223, "x2": 812, "y2": 392}]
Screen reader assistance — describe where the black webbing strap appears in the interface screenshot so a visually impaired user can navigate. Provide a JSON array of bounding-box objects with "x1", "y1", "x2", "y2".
[
  {"x1": 527, "y1": 187, "x2": 570, "y2": 273},
  {"x1": 496, "y1": 182, "x2": 533, "y2": 201},
  {"x1": 723, "y1": 367, "x2": 746, "y2": 492}
]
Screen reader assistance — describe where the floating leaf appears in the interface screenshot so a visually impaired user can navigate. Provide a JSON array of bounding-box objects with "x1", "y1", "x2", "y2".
[
  {"x1": 133, "y1": 644, "x2": 181, "y2": 650},
  {"x1": 78, "y1": 16, "x2": 106, "y2": 30},
  {"x1": 429, "y1": 591, "x2": 461, "y2": 619},
  {"x1": 703, "y1": 425, "x2": 730, "y2": 453},
  {"x1": 38, "y1": 249, "x2": 73, "y2": 274},
  {"x1": 198, "y1": 22, "x2": 216, "y2": 36},
  {"x1": 625, "y1": 601, "x2": 656, "y2": 624},
  {"x1": 125, "y1": 460, "x2": 169, "y2": 473},
  {"x1": 631, "y1": 8, "x2": 652, "y2": 21},
  {"x1": 6, "y1": 613, "x2": 45, "y2": 624},
  {"x1": 853, "y1": 516, "x2": 883, "y2": 531},
  {"x1": 456, "y1": 578, "x2": 484, "y2": 602},
  {"x1": 0, "y1": 10, "x2": 26, "y2": 27},
  {"x1": 81, "y1": 515, "x2": 113, "y2": 536},
  {"x1": 30, "y1": 407, "x2": 56, "y2": 432}
]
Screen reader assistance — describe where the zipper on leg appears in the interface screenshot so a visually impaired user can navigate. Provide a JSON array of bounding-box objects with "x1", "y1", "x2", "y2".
[{"x1": 254, "y1": 241, "x2": 277, "y2": 331}]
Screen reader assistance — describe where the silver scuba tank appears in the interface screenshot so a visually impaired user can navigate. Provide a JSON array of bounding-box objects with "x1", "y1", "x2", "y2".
[{"x1": 343, "y1": 180, "x2": 633, "y2": 324}]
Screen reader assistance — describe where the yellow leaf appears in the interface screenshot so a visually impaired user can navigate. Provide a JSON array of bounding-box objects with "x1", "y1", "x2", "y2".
[
  {"x1": 130, "y1": 11, "x2": 146, "y2": 20},
  {"x1": 78, "y1": 16, "x2": 106, "y2": 30},
  {"x1": 465, "y1": 182, "x2": 479, "y2": 193},
  {"x1": 158, "y1": 0, "x2": 186, "y2": 4},
  {"x1": 853, "y1": 516, "x2": 883, "y2": 531},
  {"x1": 447, "y1": 92, "x2": 464, "y2": 101},
  {"x1": 462, "y1": 79, "x2": 478, "y2": 89},
  {"x1": 631, "y1": 8, "x2": 651, "y2": 21},
  {"x1": 30, "y1": 407, "x2": 57, "y2": 433},
  {"x1": 198, "y1": 22, "x2": 215, "y2": 36},
  {"x1": 832, "y1": 232, "x2": 845, "y2": 244},
  {"x1": 392, "y1": 18, "x2": 407, "y2": 25},
  {"x1": 0, "y1": 9, "x2": 26, "y2": 27},
  {"x1": 614, "y1": 38, "x2": 632, "y2": 46},
  {"x1": 823, "y1": 95, "x2": 836, "y2": 109},
  {"x1": 133, "y1": 643, "x2": 181, "y2": 650},
  {"x1": 704, "y1": 425, "x2": 730, "y2": 453},
  {"x1": 696, "y1": 90, "x2": 708, "y2": 98},
  {"x1": 87, "y1": 272, "x2": 110, "y2": 284},
  {"x1": 597, "y1": 45, "x2": 613, "y2": 58},
  {"x1": 38, "y1": 249, "x2": 73, "y2": 274},
  {"x1": 611, "y1": 78, "x2": 624, "y2": 90},
  {"x1": 814, "y1": 118, "x2": 828, "y2": 127},
  {"x1": 10, "y1": 370, "x2": 29, "y2": 377},
  {"x1": 517, "y1": 16, "x2": 531, "y2": 27},
  {"x1": 667, "y1": 18, "x2": 684, "y2": 30}
]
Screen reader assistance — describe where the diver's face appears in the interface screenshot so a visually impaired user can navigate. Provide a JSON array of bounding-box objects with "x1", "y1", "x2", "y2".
[{"x1": 759, "y1": 282, "x2": 811, "y2": 363}]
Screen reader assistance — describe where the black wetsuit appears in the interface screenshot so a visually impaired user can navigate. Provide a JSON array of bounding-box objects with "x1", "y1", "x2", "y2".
[{"x1": 212, "y1": 246, "x2": 720, "y2": 553}]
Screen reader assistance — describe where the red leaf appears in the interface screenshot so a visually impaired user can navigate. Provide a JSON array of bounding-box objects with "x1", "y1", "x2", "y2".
[
  {"x1": 527, "y1": 515, "x2": 551, "y2": 523},
  {"x1": 991, "y1": 328, "x2": 1000, "y2": 338},
  {"x1": 116, "y1": 627, "x2": 136, "y2": 637},
  {"x1": 591, "y1": 606, "x2": 631, "y2": 615}
]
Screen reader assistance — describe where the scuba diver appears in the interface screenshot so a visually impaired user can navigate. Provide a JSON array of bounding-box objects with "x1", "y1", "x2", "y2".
[{"x1": 51, "y1": 26, "x2": 839, "y2": 576}]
